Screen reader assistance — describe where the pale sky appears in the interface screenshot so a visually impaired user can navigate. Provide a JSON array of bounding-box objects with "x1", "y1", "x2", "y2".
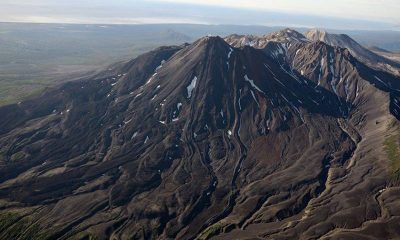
[{"x1": 1, "y1": 0, "x2": 399, "y2": 30}]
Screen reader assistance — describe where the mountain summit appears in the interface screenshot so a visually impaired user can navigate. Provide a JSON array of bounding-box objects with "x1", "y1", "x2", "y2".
[
  {"x1": 225, "y1": 28, "x2": 309, "y2": 49},
  {"x1": 0, "y1": 29, "x2": 400, "y2": 240}
]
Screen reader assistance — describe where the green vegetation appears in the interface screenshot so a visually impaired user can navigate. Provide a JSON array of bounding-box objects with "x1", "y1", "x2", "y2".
[
  {"x1": 10, "y1": 151, "x2": 25, "y2": 161},
  {"x1": 68, "y1": 232, "x2": 99, "y2": 240},
  {"x1": 0, "y1": 212, "x2": 56, "y2": 240},
  {"x1": 384, "y1": 122, "x2": 400, "y2": 180},
  {"x1": 196, "y1": 223, "x2": 223, "y2": 240}
]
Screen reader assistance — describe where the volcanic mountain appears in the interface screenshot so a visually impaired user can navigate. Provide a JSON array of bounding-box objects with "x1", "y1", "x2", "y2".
[
  {"x1": 305, "y1": 29, "x2": 400, "y2": 76},
  {"x1": 0, "y1": 29, "x2": 400, "y2": 240}
]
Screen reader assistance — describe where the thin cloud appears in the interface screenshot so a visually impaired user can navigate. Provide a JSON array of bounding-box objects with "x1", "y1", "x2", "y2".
[
  {"x1": 0, "y1": 0, "x2": 398, "y2": 30},
  {"x1": 151, "y1": 0, "x2": 400, "y2": 23}
]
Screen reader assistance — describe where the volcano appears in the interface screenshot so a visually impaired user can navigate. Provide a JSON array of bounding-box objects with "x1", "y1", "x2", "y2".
[{"x1": 0, "y1": 29, "x2": 400, "y2": 240}]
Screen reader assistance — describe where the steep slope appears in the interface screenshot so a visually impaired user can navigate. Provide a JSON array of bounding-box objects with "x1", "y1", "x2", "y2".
[
  {"x1": 305, "y1": 29, "x2": 400, "y2": 76},
  {"x1": 0, "y1": 31, "x2": 399, "y2": 240}
]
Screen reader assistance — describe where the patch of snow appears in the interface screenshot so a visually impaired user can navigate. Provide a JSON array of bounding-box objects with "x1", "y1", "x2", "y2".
[
  {"x1": 264, "y1": 64, "x2": 276, "y2": 77},
  {"x1": 301, "y1": 70, "x2": 304, "y2": 76},
  {"x1": 355, "y1": 83, "x2": 360, "y2": 98},
  {"x1": 151, "y1": 94, "x2": 157, "y2": 101},
  {"x1": 144, "y1": 136, "x2": 149, "y2": 144},
  {"x1": 187, "y1": 76, "x2": 197, "y2": 98},
  {"x1": 111, "y1": 82, "x2": 117, "y2": 86},
  {"x1": 250, "y1": 90, "x2": 260, "y2": 107},
  {"x1": 378, "y1": 187, "x2": 387, "y2": 194},
  {"x1": 280, "y1": 94, "x2": 305, "y2": 123},
  {"x1": 146, "y1": 73, "x2": 157, "y2": 85},
  {"x1": 228, "y1": 47, "x2": 233, "y2": 59},
  {"x1": 330, "y1": 78, "x2": 338, "y2": 96},
  {"x1": 134, "y1": 93, "x2": 142, "y2": 99},
  {"x1": 244, "y1": 75, "x2": 264, "y2": 94},
  {"x1": 155, "y1": 60, "x2": 166, "y2": 71},
  {"x1": 227, "y1": 130, "x2": 232, "y2": 136},
  {"x1": 279, "y1": 64, "x2": 301, "y2": 84},
  {"x1": 238, "y1": 88, "x2": 242, "y2": 111},
  {"x1": 344, "y1": 78, "x2": 350, "y2": 101},
  {"x1": 311, "y1": 99, "x2": 320, "y2": 105},
  {"x1": 393, "y1": 100, "x2": 400, "y2": 109},
  {"x1": 339, "y1": 77, "x2": 345, "y2": 85},
  {"x1": 329, "y1": 53, "x2": 335, "y2": 78},
  {"x1": 374, "y1": 76, "x2": 388, "y2": 87},
  {"x1": 317, "y1": 72, "x2": 322, "y2": 86},
  {"x1": 131, "y1": 132, "x2": 138, "y2": 139},
  {"x1": 274, "y1": 77, "x2": 285, "y2": 87}
]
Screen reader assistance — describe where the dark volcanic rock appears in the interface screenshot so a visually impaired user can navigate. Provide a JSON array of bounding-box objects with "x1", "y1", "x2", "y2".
[{"x1": 0, "y1": 29, "x2": 399, "y2": 240}]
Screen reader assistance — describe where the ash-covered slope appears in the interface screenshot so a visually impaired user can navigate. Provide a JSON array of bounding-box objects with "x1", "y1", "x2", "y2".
[
  {"x1": 0, "y1": 31, "x2": 399, "y2": 240},
  {"x1": 305, "y1": 29, "x2": 400, "y2": 75}
]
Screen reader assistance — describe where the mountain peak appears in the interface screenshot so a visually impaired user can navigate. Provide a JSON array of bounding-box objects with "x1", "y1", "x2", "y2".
[
  {"x1": 305, "y1": 29, "x2": 352, "y2": 42},
  {"x1": 305, "y1": 28, "x2": 400, "y2": 73},
  {"x1": 193, "y1": 35, "x2": 229, "y2": 48},
  {"x1": 305, "y1": 28, "x2": 328, "y2": 39},
  {"x1": 225, "y1": 28, "x2": 308, "y2": 49},
  {"x1": 263, "y1": 28, "x2": 309, "y2": 43}
]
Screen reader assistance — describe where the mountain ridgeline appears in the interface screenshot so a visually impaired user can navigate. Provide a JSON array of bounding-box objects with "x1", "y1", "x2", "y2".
[{"x1": 0, "y1": 29, "x2": 400, "y2": 239}]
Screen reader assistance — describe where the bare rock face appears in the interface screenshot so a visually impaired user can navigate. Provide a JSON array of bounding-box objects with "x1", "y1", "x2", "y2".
[{"x1": 0, "y1": 30, "x2": 400, "y2": 240}]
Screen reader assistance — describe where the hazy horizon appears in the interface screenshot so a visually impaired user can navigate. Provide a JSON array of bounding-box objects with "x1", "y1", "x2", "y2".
[{"x1": 1, "y1": 0, "x2": 399, "y2": 31}]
